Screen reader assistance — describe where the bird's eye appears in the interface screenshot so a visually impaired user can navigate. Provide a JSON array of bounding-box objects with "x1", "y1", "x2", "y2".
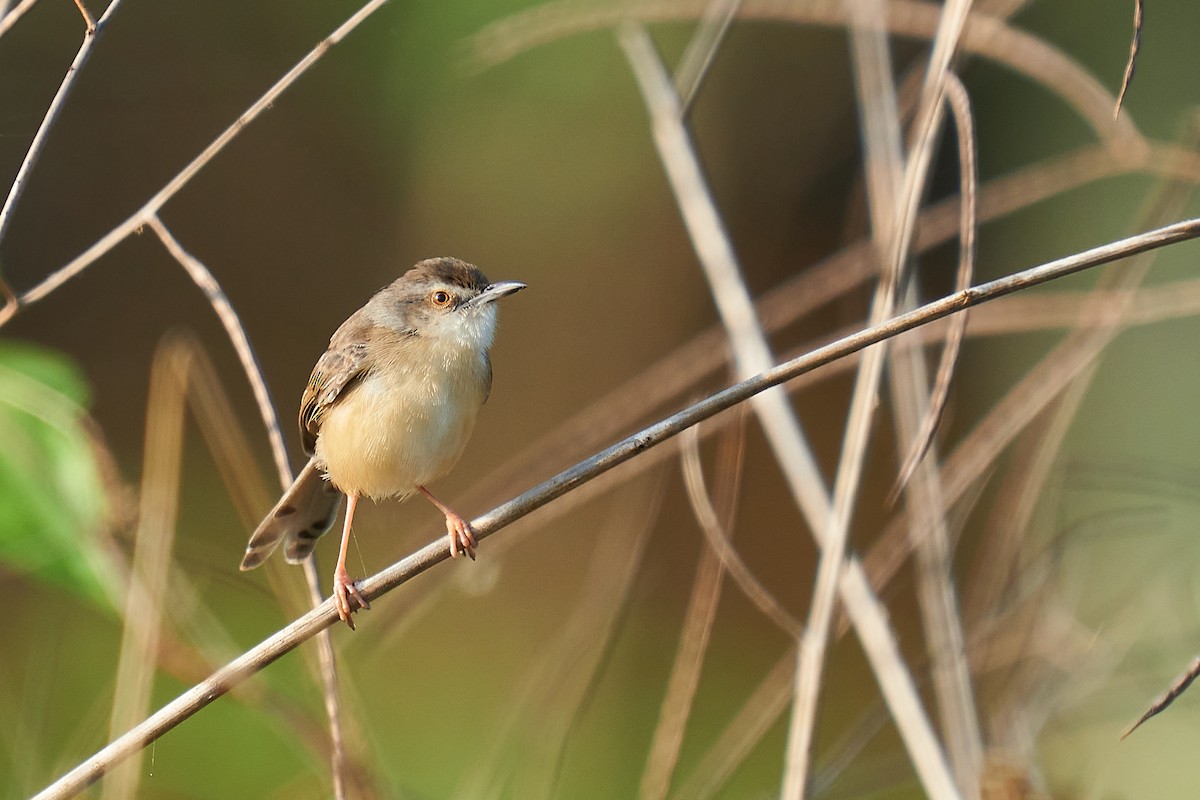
[{"x1": 431, "y1": 290, "x2": 453, "y2": 307}]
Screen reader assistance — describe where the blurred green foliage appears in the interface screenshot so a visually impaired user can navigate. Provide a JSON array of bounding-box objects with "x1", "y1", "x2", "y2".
[{"x1": 0, "y1": 341, "x2": 116, "y2": 610}]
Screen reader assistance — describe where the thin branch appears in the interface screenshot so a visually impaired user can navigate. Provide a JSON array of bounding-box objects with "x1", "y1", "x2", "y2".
[
  {"x1": 71, "y1": 0, "x2": 94, "y2": 32},
  {"x1": 0, "y1": 0, "x2": 123, "y2": 319},
  {"x1": 620, "y1": 21, "x2": 957, "y2": 796},
  {"x1": 639, "y1": 422, "x2": 744, "y2": 800},
  {"x1": 468, "y1": 0, "x2": 1141, "y2": 148},
  {"x1": 674, "y1": 0, "x2": 741, "y2": 114},
  {"x1": 3, "y1": 0, "x2": 393, "y2": 322},
  {"x1": 1114, "y1": 0, "x2": 1144, "y2": 117},
  {"x1": 787, "y1": 0, "x2": 976, "y2": 791},
  {"x1": 0, "y1": 0, "x2": 41, "y2": 45},
  {"x1": 145, "y1": 216, "x2": 290, "y2": 489},
  {"x1": 0, "y1": 0, "x2": 124, "y2": 253},
  {"x1": 1123, "y1": 655, "x2": 1200, "y2": 738},
  {"x1": 679, "y1": 422, "x2": 801, "y2": 637},
  {"x1": 890, "y1": 72, "x2": 978, "y2": 501},
  {"x1": 101, "y1": 338, "x2": 188, "y2": 800},
  {"x1": 885, "y1": 69, "x2": 984, "y2": 798},
  {"x1": 29, "y1": 215, "x2": 1200, "y2": 800}
]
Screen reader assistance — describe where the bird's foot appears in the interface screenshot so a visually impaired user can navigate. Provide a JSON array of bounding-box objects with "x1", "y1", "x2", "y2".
[
  {"x1": 445, "y1": 511, "x2": 477, "y2": 560},
  {"x1": 333, "y1": 566, "x2": 370, "y2": 629}
]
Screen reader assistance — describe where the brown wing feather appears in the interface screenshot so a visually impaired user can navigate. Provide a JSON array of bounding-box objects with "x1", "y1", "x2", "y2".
[{"x1": 299, "y1": 340, "x2": 369, "y2": 455}]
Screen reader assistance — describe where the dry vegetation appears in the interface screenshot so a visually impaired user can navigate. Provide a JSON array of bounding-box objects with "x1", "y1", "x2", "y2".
[{"x1": 3, "y1": 0, "x2": 1199, "y2": 798}]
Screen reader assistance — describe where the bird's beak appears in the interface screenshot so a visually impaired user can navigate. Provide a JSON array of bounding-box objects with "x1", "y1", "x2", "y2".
[{"x1": 469, "y1": 281, "x2": 527, "y2": 307}]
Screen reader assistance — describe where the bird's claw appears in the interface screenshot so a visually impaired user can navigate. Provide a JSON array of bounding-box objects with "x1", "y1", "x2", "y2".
[
  {"x1": 446, "y1": 512, "x2": 477, "y2": 561},
  {"x1": 333, "y1": 568, "x2": 370, "y2": 629}
]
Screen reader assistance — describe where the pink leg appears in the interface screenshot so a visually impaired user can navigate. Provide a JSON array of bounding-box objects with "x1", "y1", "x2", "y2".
[
  {"x1": 332, "y1": 492, "x2": 370, "y2": 629},
  {"x1": 417, "y1": 486, "x2": 477, "y2": 560}
]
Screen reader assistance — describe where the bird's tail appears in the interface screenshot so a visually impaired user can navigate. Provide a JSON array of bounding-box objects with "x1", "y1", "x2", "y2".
[{"x1": 240, "y1": 458, "x2": 342, "y2": 570}]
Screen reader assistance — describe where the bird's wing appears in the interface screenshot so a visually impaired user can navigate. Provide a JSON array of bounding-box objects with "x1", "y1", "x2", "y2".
[{"x1": 299, "y1": 322, "x2": 373, "y2": 456}]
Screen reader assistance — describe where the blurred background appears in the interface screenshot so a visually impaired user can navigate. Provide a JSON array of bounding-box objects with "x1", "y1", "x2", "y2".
[{"x1": 2, "y1": 0, "x2": 1200, "y2": 797}]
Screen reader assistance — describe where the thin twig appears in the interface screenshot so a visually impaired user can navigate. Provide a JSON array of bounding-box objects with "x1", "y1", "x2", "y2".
[
  {"x1": 639, "y1": 424, "x2": 743, "y2": 800},
  {"x1": 1114, "y1": 0, "x2": 1144, "y2": 118},
  {"x1": 0, "y1": 0, "x2": 124, "y2": 252},
  {"x1": 674, "y1": 0, "x2": 742, "y2": 114},
  {"x1": 890, "y1": 72, "x2": 978, "y2": 501},
  {"x1": 0, "y1": 0, "x2": 42, "y2": 44},
  {"x1": 101, "y1": 338, "x2": 188, "y2": 800},
  {"x1": 145, "y1": 216, "x2": 290, "y2": 488},
  {"x1": 28, "y1": 215, "x2": 1200, "y2": 800},
  {"x1": 620, "y1": 21, "x2": 958, "y2": 796},
  {"x1": 468, "y1": 0, "x2": 1141, "y2": 148},
  {"x1": 1123, "y1": 655, "x2": 1200, "y2": 738},
  {"x1": 679, "y1": 422, "x2": 801, "y2": 637},
  {"x1": 0, "y1": 0, "x2": 124, "y2": 321},
  {"x1": 787, "y1": 0, "x2": 977, "y2": 791},
  {"x1": 3, "y1": 0, "x2": 393, "y2": 322},
  {"x1": 884, "y1": 68, "x2": 984, "y2": 798},
  {"x1": 71, "y1": 0, "x2": 94, "y2": 31}
]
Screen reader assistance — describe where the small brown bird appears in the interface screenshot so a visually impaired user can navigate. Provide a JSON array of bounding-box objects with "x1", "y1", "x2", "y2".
[{"x1": 240, "y1": 257, "x2": 525, "y2": 628}]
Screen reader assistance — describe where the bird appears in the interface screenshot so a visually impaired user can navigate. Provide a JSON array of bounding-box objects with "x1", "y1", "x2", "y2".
[{"x1": 239, "y1": 257, "x2": 525, "y2": 628}]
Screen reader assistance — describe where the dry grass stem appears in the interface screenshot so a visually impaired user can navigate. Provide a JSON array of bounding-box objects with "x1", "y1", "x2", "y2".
[
  {"x1": 885, "y1": 69, "x2": 983, "y2": 796},
  {"x1": 890, "y1": 72, "x2": 978, "y2": 502},
  {"x1": 71, "y1": 0, "x2": 94, "y2": 31},
  {"x1": 146, "y1": 216, "x2": 290, "y2": 488},
  {"x1": 1123, "y1": 656, "x2": 1200, "y2": 738},
  {"x1": 1115, "y1": 0, "x2": 1145, "y2": 117},
  {"x1": 638, "y1": 423, "x2": 743, "y2": 800},
  {"x1": 674, "y1": 0, "x2": 742, "y2": 113},
  {"x1": 101, "y1": 338, "x2": 188, "y2": 800},
  {"x1": 680, "y1": 423, "x2": 802, "y2": 637},
  {"x1": 787, "y1": 0, "x2": 977, "y2": 791},
  {"x1": 0, "y1": 0, "x2": 39, "y2": 40},
  {"x1": 469, "y1": 0, "x2": 1140, "y2": 148},
  {"x1": 620, "y1": 19, "x2": 958, "y2": 796}
]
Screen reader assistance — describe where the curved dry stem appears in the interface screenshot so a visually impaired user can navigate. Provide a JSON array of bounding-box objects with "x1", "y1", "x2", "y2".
[
  {"x1": 640, "y1": 420, "x2": 747, "y2": 800},
  {"x1": 678, "y1": 422, "x2": 801, "y2": 637},
  {"x1": 891, "y1": 72, "x2": 978, "y2": 502},
  {"x1": 468, "y1": 0, "x2": 1141, "y2": 150},
  {"x1": 29, "y1": 216, "x2": 1200, "y2": 800},
  {"x1": 884, "y1": 68, "x2": 985, "y2": 797}
]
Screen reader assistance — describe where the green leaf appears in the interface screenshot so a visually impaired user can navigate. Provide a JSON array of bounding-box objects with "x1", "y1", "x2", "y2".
[{"x1": 0, "y1": 341, "x2": 119, "y2": 610}]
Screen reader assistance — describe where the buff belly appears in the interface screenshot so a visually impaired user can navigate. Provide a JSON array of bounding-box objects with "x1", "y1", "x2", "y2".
[{"x1": 314, "y1": 353, "x2": 487, "y2": 500}]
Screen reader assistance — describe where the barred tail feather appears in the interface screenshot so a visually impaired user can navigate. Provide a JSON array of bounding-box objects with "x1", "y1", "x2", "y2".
[{"x1": 240, "y1": 458, "x2": 342, "y2": 570}]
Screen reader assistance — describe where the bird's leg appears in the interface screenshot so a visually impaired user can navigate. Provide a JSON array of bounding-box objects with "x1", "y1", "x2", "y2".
[
  {"x1": 332, "y1": 492, "x2": 370, "y2": 628},
  {"x1": 417, "y1": 485, "x2": 476, "y2": 560}
]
